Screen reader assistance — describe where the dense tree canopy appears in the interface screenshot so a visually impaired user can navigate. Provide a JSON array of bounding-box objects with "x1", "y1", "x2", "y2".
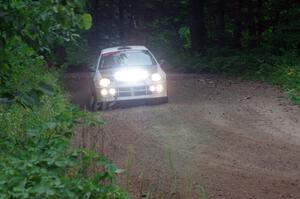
[
  {"x1": 85, "y1": 0, "x2": 299, "y2": 104},
  {"x1": 87, "y1": 0, "x2": 300, "y2": 51}
]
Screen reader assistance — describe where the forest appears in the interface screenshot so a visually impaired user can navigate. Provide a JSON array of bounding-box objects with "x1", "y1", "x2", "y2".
[
  {"x1": 83, "y1": 0, "x2": 299, "y2": 104},
  {"x1": 0, "y1": 0, "x2": 299, "y2": 198}
]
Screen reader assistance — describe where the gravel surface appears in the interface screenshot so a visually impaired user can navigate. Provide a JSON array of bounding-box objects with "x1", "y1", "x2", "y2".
[{"x1": 66, "y1": 73, "x2": 300, "y2": 199}]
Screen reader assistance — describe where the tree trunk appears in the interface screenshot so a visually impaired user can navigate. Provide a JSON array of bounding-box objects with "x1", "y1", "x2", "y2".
[
  {"x1": 189, "y1": 0, "x2": 207, "y2": 52},
  {"x1": 88, "y1": 0, "x2": 100, "y2": 45},
  {"x1": 233, "y1": 0, "x2": 242, "y2": 48},
  {"x1": 216, "y1": 0, "x2": 226, "y2": 46},
  {"x1": 256, "y1": 0, "x2": 263, "y2": 35},
  {"x1": 118, "y1": 0, "x2": 126, "y2": 44},
  {"x1": 246, "y1": 0, "x2": 257, "y2": 48}
]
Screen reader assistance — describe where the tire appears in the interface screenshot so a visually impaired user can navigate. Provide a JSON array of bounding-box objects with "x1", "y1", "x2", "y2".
[
  {"x1": 89, "y1": 94, "x2": 98, "y2": 111},
  {"x1": 89, "y1": 80, "x2": 99, "y2": 111},
  {"x1": 99, "y1": 102, "x2": 108, "y2": 111}
]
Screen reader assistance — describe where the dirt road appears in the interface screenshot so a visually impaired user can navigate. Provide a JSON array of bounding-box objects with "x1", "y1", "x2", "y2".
[{"x1": 67, "y1": 73, "x2": 300, "y2": 199}]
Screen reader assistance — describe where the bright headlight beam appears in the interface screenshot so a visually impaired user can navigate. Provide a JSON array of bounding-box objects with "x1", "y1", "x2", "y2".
[
  {"x1": 149, "y1": 85, "x2": 156, "y2": 92},
  {"x1": 109, "y1": 88, "x2": 116, "y2": 96},
  {"x1": 101, "y1": 89, "x2": 108, "y2": 96},
  {"x1": 114, "y1": 69, "x2": 149, "y2": 82},
  {"x1": 156, "y1": 84, "x2": 163, "y2": 92},
  {"x1": 99, "y1": 78, "x2": 110, "y2": 87},
  {"x1": 151, "y1": 73, "x2": 162, "y2": 81}
]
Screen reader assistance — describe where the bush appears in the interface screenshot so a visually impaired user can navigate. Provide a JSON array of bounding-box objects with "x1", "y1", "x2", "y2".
[
  {"x1": 0, "y1": 30, "x2": 128, "y2": 199},
  {"x1": 0, "y1": 1, "x2": 129, "y2": 197},
  {"x1": 0, "y1": 100, "x2": 128, "y2": 198},
  {"x1": 188, "y1": 49, "x2": 300, "y2": 104},
  {"x1": 0, "y1": 38, "x2": 128, "y2": 198}
]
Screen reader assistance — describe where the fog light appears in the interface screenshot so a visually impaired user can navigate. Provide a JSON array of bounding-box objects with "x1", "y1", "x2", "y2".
[
  {"x1": 156, "y1": 85, "x2": 163, "y2": 92},
  {"x1": 109, "y1": 88, "x2": 116, "y2": 96},
  {"x1": 101, "y1": 89, "x2": 108, "y2": 96},
  {"x1": 149, "y1": 85, "x2": 156, "y2": 92}
]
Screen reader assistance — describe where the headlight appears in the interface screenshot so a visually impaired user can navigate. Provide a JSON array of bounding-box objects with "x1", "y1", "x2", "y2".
[
  {"x1": 151, "y1": 73, "x2": 162, "y2": 82},
  {"x1": 149, "y1": 85, "x2": 156, "y2": 92},
  {"x1": 101, "y1": 89, "x2": 108, "y2": 96},
  {"x1": 99, "y1": 78, "x2": 110, "y2": 87},
  {"x1": 109, "y1": 88, "x2": 116, "y2": 96},
  {"x1": 156, "y1": 84, "x2": 164, "y2": 92}
]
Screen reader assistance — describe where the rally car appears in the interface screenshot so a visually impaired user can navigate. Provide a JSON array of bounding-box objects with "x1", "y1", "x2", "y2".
[{"x1": 90, "y1": 46, "x2": 168, "y2": 110}]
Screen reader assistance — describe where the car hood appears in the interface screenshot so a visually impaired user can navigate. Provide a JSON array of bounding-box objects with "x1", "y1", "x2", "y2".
[{"x1": 99, "y1": 65, "x2": 158, "y2": 79}]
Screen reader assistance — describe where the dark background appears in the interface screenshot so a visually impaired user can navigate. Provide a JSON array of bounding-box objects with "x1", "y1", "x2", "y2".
[{"x1": 85, "y1": 0, "x2": 299, "y2": 62}]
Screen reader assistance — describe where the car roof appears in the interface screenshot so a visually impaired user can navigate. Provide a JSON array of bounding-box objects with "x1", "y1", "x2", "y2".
[{"x1": 101, "y1": 46, "x2": 148, "y2": 54}]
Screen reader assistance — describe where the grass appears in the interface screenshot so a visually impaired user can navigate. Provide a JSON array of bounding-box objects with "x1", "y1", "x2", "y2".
[
  {"x1": 197, "y1": 185, "x2": 207, "y2": 199},
  {"x1": 125, "y1": 145, "x2": 134, "y2": 190}
]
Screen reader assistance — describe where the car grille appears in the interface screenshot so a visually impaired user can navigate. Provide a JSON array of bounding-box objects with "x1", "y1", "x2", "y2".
[{"x1": 117, "y1": 86, "x2": 150, "y2": 97}]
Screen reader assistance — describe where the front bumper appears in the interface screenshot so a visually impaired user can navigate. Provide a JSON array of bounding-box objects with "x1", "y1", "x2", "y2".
[{"x1": 95, "y1": 82, "x2": 167, "y2": 103}]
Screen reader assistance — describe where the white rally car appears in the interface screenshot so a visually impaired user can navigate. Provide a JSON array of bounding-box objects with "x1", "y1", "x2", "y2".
[{"x1": 90, "y1": 46, "x2": 168, "y2": 110}]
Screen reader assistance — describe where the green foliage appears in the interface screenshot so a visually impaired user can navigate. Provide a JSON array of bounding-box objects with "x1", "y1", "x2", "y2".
[
  {"x1": 187, "y1": 49, "x2": 300, "y2": 104},
  {"x1": 81, "y1": 13, "x2": 93, "y2": 30},
  {"x1": 0, "y1": 0, "x2": 87, "y2": 53},
  {"x1": 0, "y1": 0, "x2": 129, "y2": 198},
  {"x1": 0, "y1": 41, "x2": 129, "y2": 197},
  {"x1": 262, "y1": 1, "x2": 300, "y2": 51},
  {"x1": 147, "y1": 30, "x2": 191, "y2": 72},
  {"x1": 0, "y1": 96, "x2": 128, "y2": 198},
  {"x1": 0, "y1": 37, "x2": 55, "y2": 106},
  {"x1": 0, "y1": 51, "x2": 129, "y2": 198},
  {"x1": 148, "y1": 19, "x2": 300, "y2": 105},
  {"x1": 65, "y1": 40, "x2": 96, "y2": 67},
  {"x1": 178, "y1": 26, "x2": 191, "y2": 49}
]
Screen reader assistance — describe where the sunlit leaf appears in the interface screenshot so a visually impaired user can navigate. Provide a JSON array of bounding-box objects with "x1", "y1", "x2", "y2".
[{"x1": 81, "y1": 13, "x2": 92, "y2": 30}]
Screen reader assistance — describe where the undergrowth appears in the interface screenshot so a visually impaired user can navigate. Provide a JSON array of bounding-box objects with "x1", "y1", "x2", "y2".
[
  {"x1": 0, "y1": 38, "x2": 129, "y2": 198},
  {"x1": 150, "y1": 35, "x2": 300, "y2": 105},
  {"x1": 147, "y1": 27, "x2": 300, "y2": 105},
  {"x1": 0, "y1": 0, "x2": 129, "y2": 197},
  {"x1": 190, "y1": 49, "x2": 300, "y2": 105}
]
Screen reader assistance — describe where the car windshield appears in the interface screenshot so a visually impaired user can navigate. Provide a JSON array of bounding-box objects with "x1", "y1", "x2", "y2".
[{"x1": 100, "y1": 50, "x2": 156, "y2": 69}]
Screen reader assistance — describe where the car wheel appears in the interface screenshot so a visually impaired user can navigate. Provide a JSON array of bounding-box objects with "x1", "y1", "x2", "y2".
[
  {"x1": 89, "y1": 94, "x2": 98, "y2": 111},
  {"x1": 100, "y1": 102, "x2": 108, "y2": 111},
  {"x1": 88, "y1": 80, "x2": 99, "y2": 111}
]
